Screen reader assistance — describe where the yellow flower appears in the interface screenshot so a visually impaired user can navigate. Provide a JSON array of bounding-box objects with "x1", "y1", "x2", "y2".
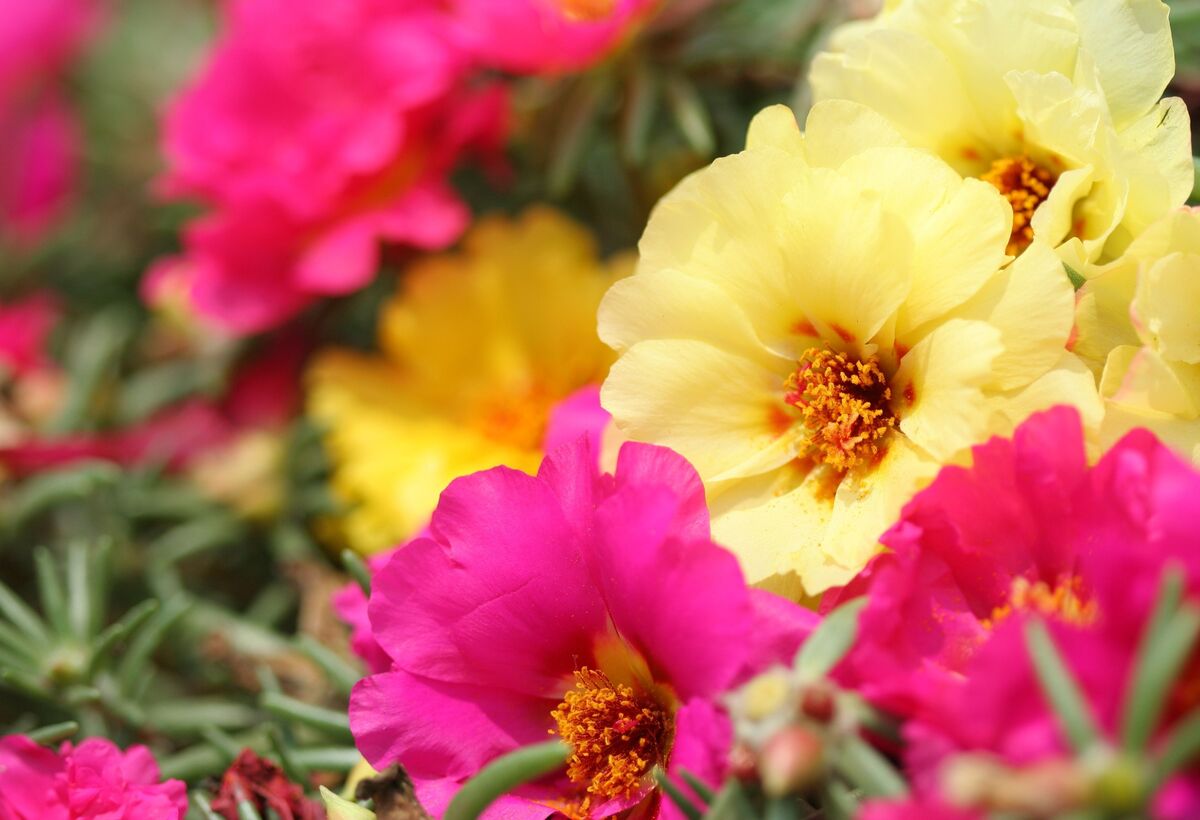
[
  {"x1": 308, "y1": 208, "x2": 632, "y2": 555},
  {"x1": 810, "y1": 0, "x2": 1192, "y2": 264},
  {"x1": 598, "y1": 102, "x2": 1100, "y2": 598},
  {"x1": 1074, "y1": 207, "x2": 1200, "y2": 463}
]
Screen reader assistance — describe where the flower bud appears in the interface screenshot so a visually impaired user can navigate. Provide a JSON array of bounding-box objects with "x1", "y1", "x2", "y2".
[
  {"x1": 758, "y1": 726, "x2": 824, "y2": 797},
  {"x1": 799, "y1": 683, "x2": 836, "y2": 723}
]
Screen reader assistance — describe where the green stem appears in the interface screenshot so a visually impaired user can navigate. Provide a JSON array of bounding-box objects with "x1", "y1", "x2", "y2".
[{"x1": 444, "y1": 741, "x2": 569, "y2": 820}]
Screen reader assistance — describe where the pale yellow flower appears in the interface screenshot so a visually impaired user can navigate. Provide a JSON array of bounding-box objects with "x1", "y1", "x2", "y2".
[
  {"x1": 1074, "y1": 207, "x2": 1200, "y2": 462},
  {"x1": 308, "y1": 208, "x2": 631, "y2": 555},
  {"x1": 598, "y1": 102, "x2": 1100, "y2": 597},
  {"x1": 811, "y1": 0, "x2": 1192, "y2": 264}
]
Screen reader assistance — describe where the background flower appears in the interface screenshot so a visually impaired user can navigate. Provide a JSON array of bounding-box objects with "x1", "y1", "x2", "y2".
[
  {"x1": 156, "y1": 0, "x2": 507, "y2": 333},
  {"x1": 0, "y1": 734, "x2": 187, "y2": 819},
  {"x1": 0, "y1": 0, "x2": 99, "y2": 246},
  {"x1": 308, "y1": 208, "x2": 631, "y2": 555},
  {"x1": 811, "y1": 0, "x2": 1192, "y2": 264}
]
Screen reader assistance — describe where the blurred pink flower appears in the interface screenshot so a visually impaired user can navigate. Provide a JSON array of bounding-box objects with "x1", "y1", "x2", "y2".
[
  {"x1": 158, "y1": 0, "x2": 506, "y2": 333},
  {"x1": 0, "y1": 735, "x2": 186, "y2": 819},
  {"x1": 455, "y1": 0, "x2": 660, "y2": 74},
  {"x1": 0, "y1": 291, "x2": 60, "y2": 379},
  {"x1": 0, "y1": 0, "x2": 98, "y2": 244},
  {"x1": 349, "y1": 437, "x2": 816, "y2": 817},
  {"x1": 0, "y1": 334, "x2": 306, "y2": 477},
  {"x1": 857, "y1": 798, "x2": 981, "y2": 820}
]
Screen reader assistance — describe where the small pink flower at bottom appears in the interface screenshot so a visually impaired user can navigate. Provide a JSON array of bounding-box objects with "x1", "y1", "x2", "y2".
[
  {"x1": 349, "y1": 437, "x2": 817, "y2": 818},
  {"x1": 0, "y1": 735, "x2": 187, "y2": 819}
]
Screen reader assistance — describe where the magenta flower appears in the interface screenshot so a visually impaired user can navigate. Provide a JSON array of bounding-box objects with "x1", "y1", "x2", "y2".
[
  {"x1": 0, "y1": 0, "x2": 98, "y2": 244},
  {"x1": 349, "y1": 436, "x2": 816, "y2": 817},
  {"x1": 0, "y1": 735, "x2": 187, "y2": 819},
  {"x1": 823, "y1": 407, "x2": 1200, "y2": 815},
  {"x1": 825, "y1": 406, "x2": 1196, "y2": 716},
  {"x1": 454, "y1": 0, "x2": 659, "y2": 74},
  {"x1": 158, "y1": 0, "x2": 506, "y2": 333},
  {"x1": 0, "y1": 291, "x2": 60, "y2": 380},
  {"x1": 333, "y1": 386, "x2": 614, "y2": 675}
]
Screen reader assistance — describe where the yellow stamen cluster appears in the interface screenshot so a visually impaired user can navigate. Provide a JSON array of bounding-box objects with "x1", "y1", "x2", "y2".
[
  {"x1": 555, "y1": 0, "x2": 618, "y2": 22},
  {"x1": 550, "y1": 668, "x2": 670, "y2": 817},
  {"x1": 785, "y1": 348, "x2": 896, "y2": 472},
  {"x1": 986, "y1": 576, "x2": 1098, "y2": 628},
  {"x1": 981, "y1": 155, "x2": 1057, "y2": 255}
]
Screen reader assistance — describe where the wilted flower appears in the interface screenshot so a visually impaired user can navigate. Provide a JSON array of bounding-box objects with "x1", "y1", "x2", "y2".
[
  {"x1": 309, "y1": 209, "x2": 630, "y2": 555},
  {"x1": 599, "y1": 101, "x2": 1099, "y2": 597},
  {"x1": 0, "y1": 735, "x2": 187, "y2": 819},
  {"x1": 349, "y1": 436, "x2": 816, "y2": 817},
  {"x1": 210, "y1": 749, "x2": 322, "y2": 820},
  {"x1": 811, "y1": 0, "x2": 1192, "y2": 263},
  {"x1": 157, "y1": 0, "x2": 506, "y2": 333}
]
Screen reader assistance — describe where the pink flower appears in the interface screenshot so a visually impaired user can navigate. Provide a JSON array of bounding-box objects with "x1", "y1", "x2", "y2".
[
  {"x1": 0, "y1": 0, "x2": 98, "y2": 244},
  {"x1": 825, "y1": 406, "x2": 1200, "y2": 716},
  {"x1": 857, "y1": 798, "x2": 981, "y2": 820},
  {"x1": 333, "y1": 386, "x2": 613, "y2": 675},
  {"x1": 0, "y1": 734, "x2": 187, "y2": 819},
  {"x1": 158, "y1": 0, "x2": 506, "y2": 333},
  {"x1": 0, "y1": 334, "x2": 305, "y2": 477},
  {"x1": 0, "y1": 291, "x2": 59, "y2": 379},
  {"x1": 825, "y1": 407, "x2": 1200, "y2": 815},
  {"x1": 454, "y1": 0, "x2": 660, "y2": 74},
  {"x1": 348, "y1": 436, "x2": 816, "y2": 817}
]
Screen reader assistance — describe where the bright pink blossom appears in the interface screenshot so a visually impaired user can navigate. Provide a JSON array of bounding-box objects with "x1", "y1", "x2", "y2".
[
  {"x1": 158, "y1": 0, "x2": 506, "y2": 333},
  {"x1": 824, "y1": 407, "x2": 1200, "y2": 716},
  {"x1": 0, "y1": 0, "x2": 98, "y2": 244},
  {"x1": 0, "y1": 734, "x2": 186, "y2": 819},
  {"x1": 333, "y1": 386, "x2": 613, "y2": 675},
  {"x1": 454, "y1": 0, "x2": 659, "y2": 74},
  {"x1": 349, "y1": 436, "x2": 816, "y2": 817},
  {"x1": 825, "y1": 408, "x2": 1200, "y2": 816}
]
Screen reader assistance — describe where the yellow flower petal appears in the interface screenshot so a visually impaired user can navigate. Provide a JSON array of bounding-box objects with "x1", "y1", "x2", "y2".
[{"x1": 894, "y1": 319, "x2": 1004, "y2": 461}]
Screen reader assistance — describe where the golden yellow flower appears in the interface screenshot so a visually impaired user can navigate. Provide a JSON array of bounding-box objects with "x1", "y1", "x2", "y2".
[
  {"x1": 811, "y1": 0, "x2": 1192, "y2": 264},
  {"x1": 308, "y1": 208, "x2": 632, "y2": 554},
  {"x1": 1074, "y1": 207, "x2": 1200, "y2": 463},
  {"x1": 598, "y1": 102, "x2": 1101, "y2": 598}
]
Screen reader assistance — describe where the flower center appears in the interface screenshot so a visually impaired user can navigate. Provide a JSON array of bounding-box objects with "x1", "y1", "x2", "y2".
[
  {"x1": 551, "y1": 668, "x2": 672, "y2": 815},
  {"x1": 471, "y1": 384, "x2": 552, "y2": 450},
  {"x1": 555, "y1": 0, "x2": 618, "y2": 21},
  {"x1": 985, "y1": 576, "x2": 1098, "y2": 628},
  {"x1": 980, "y1": 155, "x2": 1057, "y2": 256},
  {"x1": 784, "y1": 348, "x2": 896, "y2": 472}
]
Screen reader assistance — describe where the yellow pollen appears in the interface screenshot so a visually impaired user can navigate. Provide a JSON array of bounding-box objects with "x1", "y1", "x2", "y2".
[
  {"x1": 550, "y1": 668, "x2": 671, "y2": 817},
  {"x1": 980, "y1": 155, "x2": 1057, "y2": 255},
  {"x1": 985, "y1": 576, "x2": 1098, "y2": 628},
  {"x1": 784, "y1": 348, "x2": 896, "y2": 472},
  {"x1": 554, "y1": 0, "x2": 618, "y2": 21}
]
